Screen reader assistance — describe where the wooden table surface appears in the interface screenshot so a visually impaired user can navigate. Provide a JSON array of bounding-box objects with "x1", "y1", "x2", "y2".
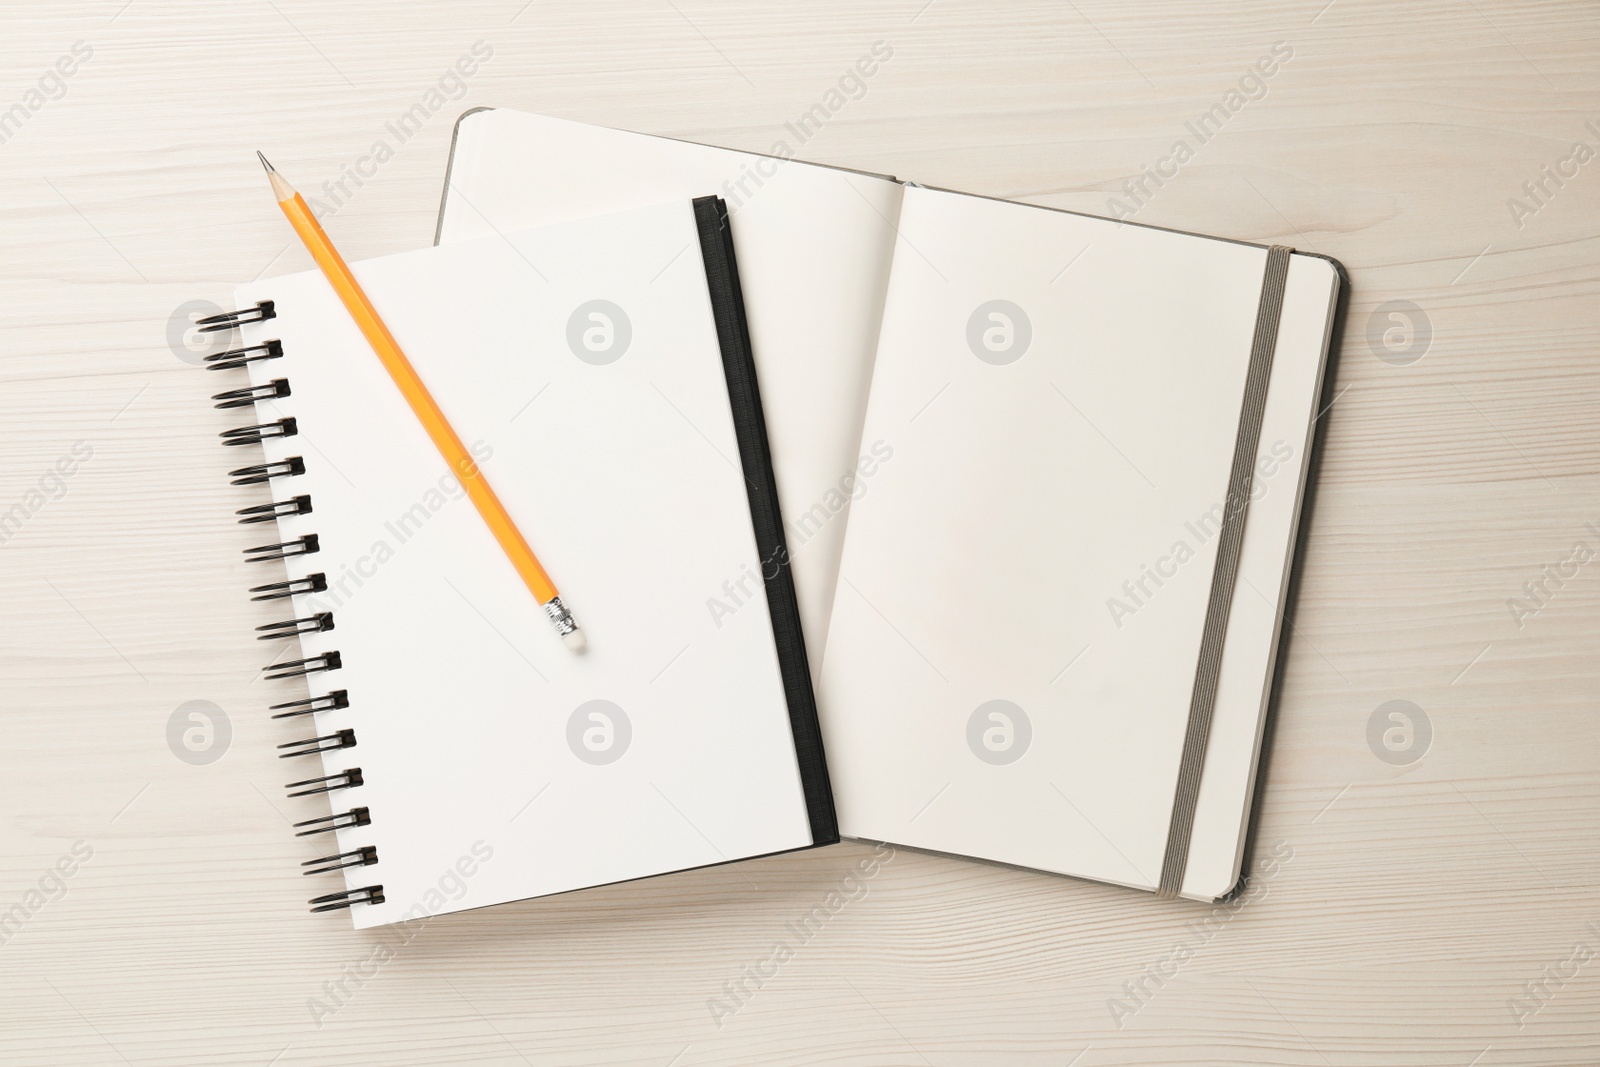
[{"x1": 2, "y1": 1, "x2": 1596, "y2": 1063}]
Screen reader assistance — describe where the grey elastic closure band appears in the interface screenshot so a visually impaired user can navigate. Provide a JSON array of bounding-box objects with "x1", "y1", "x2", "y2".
[{"x1": 1157, "y1": 245, "x2": 1293, "y2": 900}]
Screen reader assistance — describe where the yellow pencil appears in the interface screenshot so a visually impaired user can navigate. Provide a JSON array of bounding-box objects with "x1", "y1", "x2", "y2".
[{"x1": 256, "y1": 151, "x2": 585, "y2": 652}]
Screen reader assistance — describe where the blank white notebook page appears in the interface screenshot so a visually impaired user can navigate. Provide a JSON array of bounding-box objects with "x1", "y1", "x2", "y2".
[
  {"x1": 235, "y1": 201, "x2": 814, "y2": 928},
  {"x1": 819, "y1": 186, "x2": 1336, "y2": 899},
  {"x1": 436, "y1": 109, "x2": 905, "y2": 676}
]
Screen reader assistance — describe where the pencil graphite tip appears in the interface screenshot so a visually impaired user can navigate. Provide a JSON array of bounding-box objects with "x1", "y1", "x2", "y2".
[{"x1": 257, "y1": 152, "x2": 295, "y2": 202}]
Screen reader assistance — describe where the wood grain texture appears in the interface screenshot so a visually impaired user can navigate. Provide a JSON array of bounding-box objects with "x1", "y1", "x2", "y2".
[{"x1": 1, "y1": 1, "x2": 1596, "y2": 1063}]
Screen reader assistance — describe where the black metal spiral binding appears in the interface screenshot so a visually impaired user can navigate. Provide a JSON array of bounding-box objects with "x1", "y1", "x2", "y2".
[
  {"x1": 249, "y1": 573, "x2": 328, "y2": 601},
  {"x1": 257, "y1": 613, "x2": 334, "y2": 640},
  {"x1": 270, "y1": 689, "x2": 348, "y2": 719},
  {"x1": 205, "y1": 340, "x2": 283, "y2": 372},
  {"x1": 278, "y1": 728, "x2": 355, "y2": 759},
  {"x1": 308, "y1": 887, "x2": 385, "y2": 913},
  {"x1": 220, "y1": 418, "x2": 297, "y2": 446},
  {"x1": 212, "y1": 378, "x2": 290, "y2": 409},
  {"x1": 244, "y1": 534, "x2": 319, "y2": 562},
  {"x1": 197, "y1": 299, "x2": 276, "y2": 332},
  {"x1": 237, "y1": 495, "x2": 312, "y2": 524},
  {"x1": 302, "y1": 846, "x2": 377, "y2": 875},
  {"x1": 286, "y1": 768, "x2": 363, "y2": 797},
  {"x1": 209, "y1": 301, "x2": 380, "y2": 915},
  {"x1": 230, "y1": 457, "x2": 305, "y2": 486},
  {"x1": 294, "y1": 807, "x2": 370, "y2": 837},
  {"x1": 265, "y1": 652, "x2": 342, "y2": 680}
]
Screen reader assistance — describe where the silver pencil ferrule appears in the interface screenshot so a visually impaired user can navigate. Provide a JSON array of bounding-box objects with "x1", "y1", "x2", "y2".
[{"x1": 543, "y1": 596, "x2": 578, "y2": 636}]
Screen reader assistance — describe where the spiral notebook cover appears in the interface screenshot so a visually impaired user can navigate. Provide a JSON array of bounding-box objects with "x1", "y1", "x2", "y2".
[{"x1": 212, "y1": 197, "x2": 835, "y2": 926}]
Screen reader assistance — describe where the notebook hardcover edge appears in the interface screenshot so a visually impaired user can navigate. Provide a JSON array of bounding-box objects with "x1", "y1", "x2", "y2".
[
  {"x1": 1218, "y1": 251, "x2": 1348, "y2": 903},
  {"x1": 433, "y1": 106, "x2": 495, "y2": 248}
]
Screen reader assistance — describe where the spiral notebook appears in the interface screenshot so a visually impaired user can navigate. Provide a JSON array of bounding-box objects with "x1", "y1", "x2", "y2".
[
  {"x1": 437, "y1": 110, "x2": 1344, "y2": 901},
  {"x1": 209, "y1": 197, "x2": 835, "y2": 927}
]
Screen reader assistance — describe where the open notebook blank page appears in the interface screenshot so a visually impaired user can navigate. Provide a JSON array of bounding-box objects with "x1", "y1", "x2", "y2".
[
  {"x1": 819, "y1": 187, "x2": 1338, "y2": 899},
  {"x1": 235, "y1": 201, "x2": 815, "y2": 927},
  {"x1": 436, "y1": 109, "x2": 905, "y2": 677}
]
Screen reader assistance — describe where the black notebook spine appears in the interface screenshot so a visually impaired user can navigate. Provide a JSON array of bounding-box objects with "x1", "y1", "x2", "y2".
[
  {"x1": 692, "y1": 196, "x2": 840, "y2": 846},
  {"x1": 199, "y1": 301, "x2": 384, "y2": 916}
]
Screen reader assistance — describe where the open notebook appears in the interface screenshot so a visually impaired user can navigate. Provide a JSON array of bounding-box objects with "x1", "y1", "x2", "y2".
[
  {"x1": 214, "y1": 197, "x2": 834, "y2": 927},
  {"x1": 437, "y1": 110, "x2": 1344, "y2": 900}
]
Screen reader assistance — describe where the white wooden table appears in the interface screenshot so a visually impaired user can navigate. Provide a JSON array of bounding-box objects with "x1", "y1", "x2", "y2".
[{"x1": 1, "y1": 1, "x2": 1596, "y2": 1063}]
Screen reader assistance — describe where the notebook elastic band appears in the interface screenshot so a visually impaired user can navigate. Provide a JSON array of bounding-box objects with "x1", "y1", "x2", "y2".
[{"x1": 1157, "y1": 244, "x2": 1293, "y2": 900}]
